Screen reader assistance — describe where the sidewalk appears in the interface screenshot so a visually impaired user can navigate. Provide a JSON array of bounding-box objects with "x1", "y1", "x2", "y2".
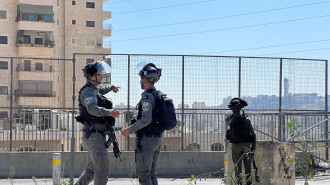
[
  {"x1": 0, "y1": 178, "x2": 221, "y2": 185},
  {"x1": 1, "y1": 174, "x2": 330, "y2": 185}
]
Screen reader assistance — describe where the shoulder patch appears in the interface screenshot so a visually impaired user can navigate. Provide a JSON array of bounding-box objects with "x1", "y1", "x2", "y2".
[
  {"x1": 85, "y1": 97, "x2": 94, "y2": 105},
  {"x1": 142, "y1": 102, "x2": 150, "y2": 112},
  {"x1": 142, "y1": 95, "x2": 148, "y2": 99}
]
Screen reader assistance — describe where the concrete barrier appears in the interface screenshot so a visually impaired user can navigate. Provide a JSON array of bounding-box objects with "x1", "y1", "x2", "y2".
[
  {"x1": 0, "y1": 151, "x2": 224, "y2": 178},
  {"x1": 226, "y1": 141, "x2": 295, "y2": 185}
]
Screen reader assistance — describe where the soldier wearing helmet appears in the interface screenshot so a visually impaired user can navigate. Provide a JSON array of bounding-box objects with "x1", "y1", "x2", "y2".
[
  {"x1": 75, "y1": 61, "x2": 120, "y2": 185},
  {"x1": 225, "y1": 98, "x2": 256, "y2": 185},
  {"x1": 121, "y1": 62, "x2": 163, "y2": 185}
]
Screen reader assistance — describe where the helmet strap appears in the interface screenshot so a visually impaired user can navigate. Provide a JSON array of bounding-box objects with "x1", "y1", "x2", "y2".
[{"x1": 88, "y1": 75, "x2": 102, "y2": 85}]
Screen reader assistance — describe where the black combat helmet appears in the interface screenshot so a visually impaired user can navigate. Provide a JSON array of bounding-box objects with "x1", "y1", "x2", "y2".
[
  {"x1": 228, "y1": 97, "x2": 248, "y2": 110},
  {"x1": 83, "y1": 61, "x2": 112, "y2": 78},
  {"x1": 138, "y1": 63, "x2": 161, "y2": 83}
]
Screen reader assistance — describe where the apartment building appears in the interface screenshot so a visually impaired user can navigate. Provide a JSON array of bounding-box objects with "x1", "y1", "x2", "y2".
[{"x1": 0, "y1": 0, "x2": 112, "y2": 116}]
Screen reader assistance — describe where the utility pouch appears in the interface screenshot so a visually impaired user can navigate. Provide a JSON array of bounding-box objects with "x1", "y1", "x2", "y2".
[{"x1": 83, "y1": 121, "x2": 94, "y2": 139}]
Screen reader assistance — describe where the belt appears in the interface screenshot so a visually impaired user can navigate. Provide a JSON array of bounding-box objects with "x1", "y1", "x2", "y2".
[
  {"x1": 91, "y1": 129, "x2": 105, "y2": 135},
  {"x1": 141, "y1": 133, "x2": 162, "y2": 138},
  {"x1": 83, "y1": 129, "x2": 105, "y2": 136}
]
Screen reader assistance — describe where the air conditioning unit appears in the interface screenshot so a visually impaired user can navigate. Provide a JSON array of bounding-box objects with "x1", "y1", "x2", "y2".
[{"x1": 97, "y1": 42, "x2": 102, "y2": 47}]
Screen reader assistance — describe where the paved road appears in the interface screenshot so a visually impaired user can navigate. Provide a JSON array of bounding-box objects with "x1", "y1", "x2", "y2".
[{"x1": 1, "y1": 174, "x2": 330, "y2": 185}]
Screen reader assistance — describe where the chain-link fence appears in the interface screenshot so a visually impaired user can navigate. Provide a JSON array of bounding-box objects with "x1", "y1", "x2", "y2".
[{"x1": 0, "y1": 54, "x2": 328, "y2": 158}]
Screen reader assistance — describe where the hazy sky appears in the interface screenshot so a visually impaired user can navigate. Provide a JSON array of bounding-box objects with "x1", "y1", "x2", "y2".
[{"x1": 103, "y1": 0, "x2": 330, "y2": 61}]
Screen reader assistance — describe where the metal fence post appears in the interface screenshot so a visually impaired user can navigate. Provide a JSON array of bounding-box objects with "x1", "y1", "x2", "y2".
[
  {"x1": 181, "y1": 55, "x2": 185, "y2": 151},
  {"x1": 325, "y1": 60, "x2": 328, "y2": 160},
  {"x1": 53, "y1": 153, "x2": 61, "y2": 185},
  {"x1": 127, "y1": 55, "x2": 131, "y2": 151},
  {"x1": 279, "y1": 59, "x2": 283, "y2": 141},
  {"x1": 238, "y1": 57, "x2": 241, "y2": 97},
  {"x1": 9, "y1": 58, "x2": 13, "y2": 151},
  {"x1": 70, "y1": 54, "x2": 76, "y2": 185}
]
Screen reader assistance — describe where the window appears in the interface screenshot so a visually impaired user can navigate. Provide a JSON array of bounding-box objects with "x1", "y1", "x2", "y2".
[
  {"x1": 35, "y1": 38, "x2": 43, "y2": 45},
  {"x1": 0, "y1": 111, "x2": 8, "y2": 118},
  {"x1": 0, "y1": 36, "x2": 7, "y2": 44},
  {"x1": 0, "y1": 61, "x2": 8, "y2": 69},
  {"x1": 86, "y1": 21, "x2": 95, "y2": 27},
  {"x1": 22, "y1": 13, "x2": 36, "y2": 21},
  {"x1": 86, "y1": 2, "x2": 95, "y2": 8},
  {"x1": 44, "y1": 15, "x2": 52, "y2": 22},
  {"x1": 23, "y1": 35, "x2": 31, "y2": 44},
  {"x1": 86, "y1": 58, "x2": 94, "y2": 64},
  {"x1": 24, "y1": 60, "x2": 31, "y2": 71},
  {"x1": 35, "y1": 63, "x2": 43, "y2": 71},
  {"x1": 72, "y1": 39, "x2": 76, "y2": 44},
  {"x1": 37, "y1": 14, "x2": 52, "y2": 22},
  {"x1": 0, "y1": 86, "x2": 8, "y2": 94},
  {"x1": 72, "y1": 20, "x2": 76, "y2": 25},
  {"x1": 0, "y1": 10, "x2": 6, "y2": 19},
  {"x1": 72, "y1": 1, "x2": 76, "y2": 5}
]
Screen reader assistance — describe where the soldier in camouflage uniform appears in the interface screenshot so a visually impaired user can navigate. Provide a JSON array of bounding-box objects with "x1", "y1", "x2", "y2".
[
  {"x1": 75, "y1": 61, "x2": 120, "y2": 185},
  {"x1": 121, "y1": 63, "x2": 163, "y2": 185}
]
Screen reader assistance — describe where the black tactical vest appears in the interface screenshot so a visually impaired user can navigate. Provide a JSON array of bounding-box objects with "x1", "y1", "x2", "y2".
[
  {"x1": 135, "y1": 89, "x2": 163, "y2": 137},
  {"x1": 78, "y1": 83, "x2": 112, "y2": 130}
]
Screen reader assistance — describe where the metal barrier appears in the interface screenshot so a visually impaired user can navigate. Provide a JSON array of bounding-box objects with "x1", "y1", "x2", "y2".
[{"x1": 0, "y1": 54, "x2": 328, "y2": 158}]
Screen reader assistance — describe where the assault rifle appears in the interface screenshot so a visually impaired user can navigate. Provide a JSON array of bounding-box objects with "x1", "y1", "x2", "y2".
[
  {"x1": 104, "y1": 127, "x2": 121, "y2": 161},
  {"x1": 98, "y1": 95, "x2": 122, "y2": 161}
]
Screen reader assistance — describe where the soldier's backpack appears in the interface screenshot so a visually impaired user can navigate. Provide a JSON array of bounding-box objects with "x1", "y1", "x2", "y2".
[
  {"x1": 226, "y1": 113, "x2": 252, "y2": 143},
  {"x1": 149, "y1": 90, "x2": 177, "y2": 130}
]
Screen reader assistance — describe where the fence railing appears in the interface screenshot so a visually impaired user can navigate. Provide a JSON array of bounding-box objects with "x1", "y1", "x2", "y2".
[{"x1": 1, "y1": 110, "x2": 328, "y2": 156}]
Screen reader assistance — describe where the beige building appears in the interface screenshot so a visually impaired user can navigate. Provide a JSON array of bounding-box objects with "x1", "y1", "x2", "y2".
[{"x1": 0, "y1": 0, "x2": 112, "y2": 117}]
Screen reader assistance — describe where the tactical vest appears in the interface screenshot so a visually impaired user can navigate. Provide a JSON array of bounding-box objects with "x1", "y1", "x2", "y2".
[
  {"x1": 136, "y1": 90, "x2": 163, "y2": 137},
  {"x1": 78, "y1": 83, "x2": 108, "y2": 130}
]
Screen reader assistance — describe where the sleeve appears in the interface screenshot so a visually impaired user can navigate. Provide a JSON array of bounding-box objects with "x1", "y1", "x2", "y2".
[
  {"x1": 127, "y1": 93, "x2": 155, "y2": 133},
  {"x1": 247, "y1": 118, "x2": 256, "y2": 151},
  {"x1": 97, "y1": 85, "x2": 115, "y2": 95},
  {"x1": 81, "y1": 88, "x2": 109, "y2": 117}
]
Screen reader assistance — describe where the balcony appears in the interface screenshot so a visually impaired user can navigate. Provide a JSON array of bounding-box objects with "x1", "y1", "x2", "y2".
[
  {"x1": 103, "y1": 29, "x2": 111, "y2": 38},
  {"x1": 18, "y1": 0, "x2": 54, "y2": 6},
  {"x1": 103, "y1": 11, "x2": 111, "y2": 21},
  {"x1": 15, "y1": 90, "x2": 56, "y2": 97},
  {"x1": 17, "y1": 44, "x2": 54, "y2": 58},
  {"x1": 103, "y1": 0, "x2": 110, "y2": 2},
  {"x1": 18, "y1": 21, "x2": 53, "y2": 32},
  {"x1": 16, "y1": 70, "x2": 55, "y2": 81},
  {"x1": 16, "y1": 94, "x2": 57, "y2": 107},
  {"x1": 103, "y1": 24, "x2": 112, "y2": 38}
]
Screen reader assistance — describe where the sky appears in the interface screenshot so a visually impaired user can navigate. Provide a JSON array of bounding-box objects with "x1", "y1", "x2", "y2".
[
  {"x1": 103, "y1": 0, "x2": 330, "y2": 60},
  {"x1": 102, "y1": 0, "x2": 330, "y2": 107}
]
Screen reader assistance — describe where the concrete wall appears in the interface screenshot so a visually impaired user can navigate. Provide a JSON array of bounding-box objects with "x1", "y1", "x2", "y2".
[
  {"x1": 226, "y1": 141, "x2": 295, "y2": 185},
  {"x1": 0, "y1": 151, "x2": 224, "y2": 178}
]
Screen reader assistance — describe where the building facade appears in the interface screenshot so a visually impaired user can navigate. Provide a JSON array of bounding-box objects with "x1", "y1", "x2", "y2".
[{"x1": 0, "y1": 0, "x2": 111, "y2": 112}]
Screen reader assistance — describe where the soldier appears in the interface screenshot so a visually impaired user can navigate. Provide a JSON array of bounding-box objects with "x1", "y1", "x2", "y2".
[
  {"x1": 226, "y1": 98, "x2": 256, "y2": 185},
  {"x1": 75, "y1": 61, "x2": 120, "y2": 185},
  {"x1": 121, "y1": 63, "x2": 163, "y2": 185}
]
